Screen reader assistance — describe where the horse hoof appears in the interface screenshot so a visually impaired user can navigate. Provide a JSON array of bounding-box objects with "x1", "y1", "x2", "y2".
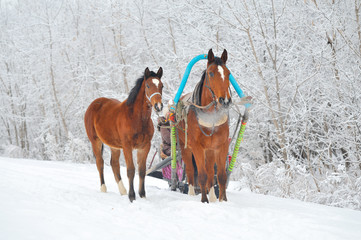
[
  {"x1": 201, "y1": 196, "x2": 209, "y2": 203},
  {"x1": 129, "y1": 195, "x2": 136, "y2": 202},
  {"x1": 209, "y1": 187, "x2": 217, "y2": 202},
  {"x1": 188, "y1": 185, "x2": 196, "y2": 196},
  {"x1": 118, "y1": 180, "x2": 127, "y2": 195},
  {"x1": 139, "y1": 191, "x2": 146, "y2": 198},
  {"x1": 201, "y1": 198, "x2": 209, "y2": 203},
  {"x1": 219, "y1": 195, "x2": 228, "y2": 202},
  {"x1": 100, "y1": 184, "x2": 107, "y2": 193},
  {"x1": 129, "y1": 191, "x2": 136, "y2": 202}
]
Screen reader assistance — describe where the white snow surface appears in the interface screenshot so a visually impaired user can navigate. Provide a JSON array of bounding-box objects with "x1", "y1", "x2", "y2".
[{"x1": 1, "y1": 157, "x2": 360, "y2": 240}]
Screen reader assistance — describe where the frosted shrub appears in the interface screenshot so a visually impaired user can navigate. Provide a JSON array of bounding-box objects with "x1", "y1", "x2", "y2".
[
  {"x1": 43, "y1": 133, "x2": 60, "y2": 161},
  {"x1": 237, "y1": 156, "x2": 361, "y2": 210},
  {"x1": 64, "y1": 133, "x2": 93, "y2": 163},
  {"x1": 2, "y1": 144, "x2": 25, "y2": 158}
]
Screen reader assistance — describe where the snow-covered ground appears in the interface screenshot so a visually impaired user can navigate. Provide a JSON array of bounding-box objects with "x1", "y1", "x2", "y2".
[{"x1": 1, "y1": 157, "x2": 360, "y2": 240}]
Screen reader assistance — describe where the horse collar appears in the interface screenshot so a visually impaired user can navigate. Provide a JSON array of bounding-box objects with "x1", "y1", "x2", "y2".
[{"x1": 195, "y1": 108, "x2": 229, "y2": 128}]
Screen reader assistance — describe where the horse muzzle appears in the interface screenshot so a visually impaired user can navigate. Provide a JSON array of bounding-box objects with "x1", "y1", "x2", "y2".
[
  {"x1": 154, "y1": 102, "x2": 163, "y2": 112},
  {"x1": 219, "y1": 97, "x2": 232, "y2": 108}
]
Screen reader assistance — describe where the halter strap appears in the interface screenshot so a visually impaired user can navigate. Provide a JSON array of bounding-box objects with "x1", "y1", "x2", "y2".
[{"x1": 146, "y1": 92, "x2": 161, "y2": 102}]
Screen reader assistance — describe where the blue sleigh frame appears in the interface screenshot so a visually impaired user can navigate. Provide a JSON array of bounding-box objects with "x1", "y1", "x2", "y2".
[{"x1": 172, "y1": 54, "x2": 250, "y2": 107}]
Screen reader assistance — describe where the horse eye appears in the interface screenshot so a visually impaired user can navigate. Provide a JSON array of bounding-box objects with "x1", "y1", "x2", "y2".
[
  {"x1": 146, "y1": 84, "x2": 150, "y2": 88},
  {"x1": 209, "y1": 72, "x2": 214, "y2": 77}
]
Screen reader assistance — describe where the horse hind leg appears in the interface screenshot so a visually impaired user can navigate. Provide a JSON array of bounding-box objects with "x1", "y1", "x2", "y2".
[
  {"x1": 85, "y1": 106, "x2": 107, "y2": 193},
  {"x1": 91, "y1": 139, "x2": 107, "y2": 192},
  {"x1": 216, "y1": 145, "x2": 228, "y2": 202},
  {"x1": 110, "y1": 148, "x2": 127, "y2": 195}
]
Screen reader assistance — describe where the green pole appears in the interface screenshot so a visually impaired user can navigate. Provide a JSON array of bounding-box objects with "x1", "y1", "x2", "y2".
[
  {"x1": 227, "y1": 110, "x2": 249, "y2": 186},
  {"x1": 170, "y1": 122, "x2": 177, "y2": 191},
  {"x1": 228, "y1": 122, "x2": 247, "y2": 173}
]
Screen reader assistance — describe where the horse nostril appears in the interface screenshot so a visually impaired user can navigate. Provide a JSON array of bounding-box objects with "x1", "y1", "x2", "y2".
[
  {"x1": 219, "y1": 97, "x2": 225, "y2": 104},
  {"x1": 154, "y1": 103, "x2": 162, "y2": 112}
]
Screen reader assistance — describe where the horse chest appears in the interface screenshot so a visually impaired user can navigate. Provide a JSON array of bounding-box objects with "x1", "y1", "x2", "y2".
[
  {"x1": 196, "y1": 129, "x2": 228, "y2": 148},
  {"x1": 179, "y1": 114, "x2": 228, "y2": 150},
  {"x1": 131, "y1": 120, "x2": 153, "y2": 146},
  {"x1": 132, "y1": 133, "x2": 147, "y2": 145},
  {"x1": 190, "y1": 112, "x2": 228, "y2": 139}
]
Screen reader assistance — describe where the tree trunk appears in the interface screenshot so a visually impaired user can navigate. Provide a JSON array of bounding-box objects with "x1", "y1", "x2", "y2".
[{"x1": 46, "y1": 12, "x2": 69, "y2": 138}]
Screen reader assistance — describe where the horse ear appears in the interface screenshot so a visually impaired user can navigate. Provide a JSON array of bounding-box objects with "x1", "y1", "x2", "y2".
[
  {"x1": 221, "y1": 49, "x2": 228, "y2": 64},
  {"x1": 208, "y1": 49, "x2": 215, "y2": 63},
  {"x1": 144, "y1": 67, "x2": 150, "y2": 78},
  {"x1": 157, "y1": 67, "x2": 163, "y2": 79}
]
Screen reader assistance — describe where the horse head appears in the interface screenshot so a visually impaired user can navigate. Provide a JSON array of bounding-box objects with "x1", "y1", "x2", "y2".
[
  {"x1": 205, "y1": 49, "x2": 232, "y2": 108},
  {"x1": 144, "y1": 67, "x2": 164, "y2": 113}
]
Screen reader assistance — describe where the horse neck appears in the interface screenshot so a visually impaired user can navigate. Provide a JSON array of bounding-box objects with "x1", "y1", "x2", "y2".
[{"x1": 131, "y1": 84, "x2": 152, "y2": 118}]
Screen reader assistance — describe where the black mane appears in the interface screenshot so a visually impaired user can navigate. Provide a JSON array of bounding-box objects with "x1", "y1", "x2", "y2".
[
  {"x1": 192, "y1": 71, "x2": 206, "y2": 105},
  {"x1": 126, "y1": 71, "x2": 158, "y2": 105},
  {"x1": 192, "y1": 57, "x2": 224, "y2": 105}
]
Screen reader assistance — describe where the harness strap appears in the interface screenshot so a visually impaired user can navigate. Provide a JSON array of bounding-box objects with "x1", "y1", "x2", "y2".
[{"x1": 187, "y1": 100, "x2": 217, "y2": 110}]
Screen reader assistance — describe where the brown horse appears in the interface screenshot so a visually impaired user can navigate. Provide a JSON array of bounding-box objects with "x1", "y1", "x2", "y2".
[
  {"x1": 178, "y1": 49, "x2": 231, "y2": 203},
  {"x1": 84, "y1": 67, "x2": 163, "y2": 202}
]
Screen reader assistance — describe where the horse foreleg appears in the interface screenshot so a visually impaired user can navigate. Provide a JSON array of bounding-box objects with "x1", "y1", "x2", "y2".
[
  {"x1": 216, "y1": 144, "x2": 228, "y2": 202},
  {"x1": 110, "y1": 148, "x2": 127, "y2": 195},
  {"x1": 123, "y1": 147, "x2": 136, "y2": 202},
  {"x1": 92, "y1": 139, "x2": 106, "y2": 192},
  {"x1": 181, "y1": 147, "x2": 196, "y2": 196},
  {"x1": 137, "y1": 144, "x2": 150, "y2": 198},
  {"x1": 205, "y1": 150, "x2": 217, "y2": 202},
  {"x1": 193, "y1": 148, "x2": 208, "y2": 203}
]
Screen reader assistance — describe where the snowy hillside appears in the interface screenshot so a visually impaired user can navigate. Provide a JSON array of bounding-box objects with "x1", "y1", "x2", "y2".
[{"x1": 1, "y1": 157, "x2": 360, "y2": 240}]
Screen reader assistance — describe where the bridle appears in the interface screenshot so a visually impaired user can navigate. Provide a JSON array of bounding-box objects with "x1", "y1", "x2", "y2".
[
  {"x1": 146, "y1": 92, "x2": 162, "y2": 103},
  {"x1": 145, "y1": 78, "x2": 162, "y2": 103},
  {"x1": 203, "y1": 64, "x2": 218, "y2": 107}
]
